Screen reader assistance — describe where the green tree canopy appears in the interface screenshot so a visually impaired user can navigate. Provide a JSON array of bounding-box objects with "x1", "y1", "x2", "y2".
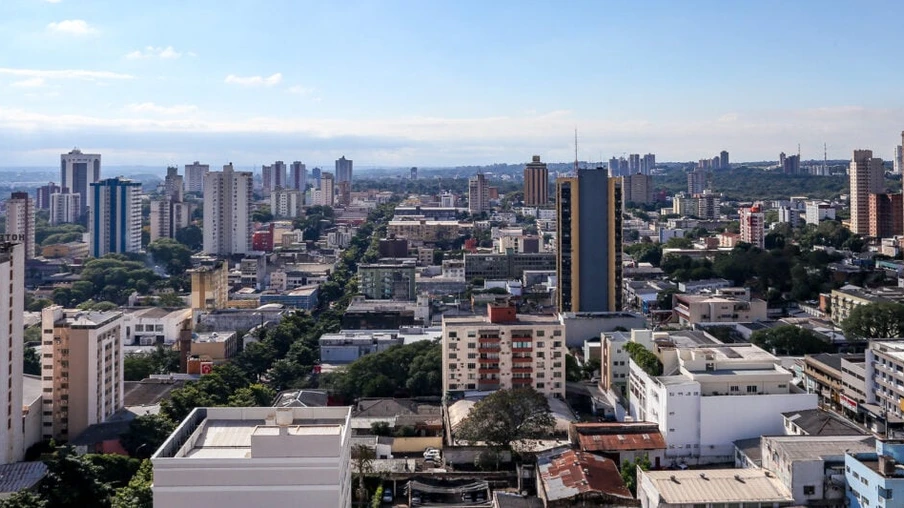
[
  {"x1": 842, "y1": 302, "x2": 904, "y2": 340},
  {"x1": 750, "y1": 325, "x2": 834, "y2": 355},
  {"x1": 121, "y1": 414, "x2": 177, "y2": 458},
  {"x1": 455, "y1": 387, "x2": 556, "y2": 451}
]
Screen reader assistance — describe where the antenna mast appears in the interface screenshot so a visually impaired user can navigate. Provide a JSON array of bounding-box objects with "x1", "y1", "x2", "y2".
[
  {"x1": 573, "y1": 128, "x2": 580, "y2": 175},
  {"x1": 823, "y1": 143, "x2": 827, "y2": 175}
]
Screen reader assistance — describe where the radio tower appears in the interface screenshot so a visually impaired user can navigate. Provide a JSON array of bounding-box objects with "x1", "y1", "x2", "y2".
[
  {"x1": 823, "y1": 142, "x2": 828, "y2": 176},
  {"x1": 573, "y1": 128, "x2": 579, "y2": 175}
]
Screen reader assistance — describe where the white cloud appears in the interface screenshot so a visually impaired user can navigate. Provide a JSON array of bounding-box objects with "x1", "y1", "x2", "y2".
[
  {"x1": 10, "y1": 77, "x2": 46, "y2": 88},
  {"x1": 123, "y1": 103, "x2": 198, "y2": 115},
  {"x1": 125, "y1": 46, "x2": 185, "y2": 60},
  {"x1": 46, "y1": 19, "x2": 97, "y2": 36},
  {"x1": 0, "y1": 67, "x2": 133, "y2": 81},
  {"x1": 224, "y1": 73, "x2": 282, "y2": 87}
]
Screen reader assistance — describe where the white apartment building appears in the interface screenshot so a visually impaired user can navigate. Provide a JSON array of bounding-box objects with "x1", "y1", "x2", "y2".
[
  {"x1": 149, "y1": 199, "x2": 192, "y2": 242},
  {"x1": 41, "y1": 306, "x2": 124, "y2": 441},
  {"x1": 757, "y1": 435, "x2": 873, "y2": 506},
  {"x1": 50, "y1": 192, "x2": 81, "y2": 225},
  {"x1": 805, "y1": 200, "x2": 835, "y2": 224},
  {"x1": 6, "y1": 192, "x2": 35, "y2": 258},
  {"x1": 90, "y1": 178, "x2": 142, "y2": 257},
  {"x1": 203, "y1": 163, "x2": 253, "y2": 256},
  {"x1": 0, "y1": 243, "x2": 25, "y2": 464},
  {"x1": 60, "y1": 148, "x2": 101, "y2": 215},
  {"x1": 271, "y1": 188, "x2": 304, "y2": 218},
  {"x1": 152, "y1": 406, "x2": 352, "y2": 508},
  {"x1": 123, "y1": 307, "x2": 193, "y2": 346},
  {"x1": 628, "y1": 340, "x2": 817, "y2": 464},
  {"x1": 442, "y1": 304, "x2": 567, "y2": 398},
  {"x1": 184, "y1": 161, "x2": 209, "y2": 194},
  {"x1": 865, "y1": 340, "x2": 904, "y2": 421}
]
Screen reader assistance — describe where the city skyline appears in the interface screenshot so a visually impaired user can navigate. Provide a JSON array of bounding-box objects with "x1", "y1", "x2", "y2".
[{"x1": 1, "y1": 1, "x2": 903, "y2": 166}]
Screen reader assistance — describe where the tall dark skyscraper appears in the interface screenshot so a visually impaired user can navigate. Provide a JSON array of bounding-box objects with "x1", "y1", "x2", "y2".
[
  {"x1": 720, "y1": 150, "x2": 730, "y2": 169},
  {"x1": 335, "y1": 156, "x2": 353, "y2": 183},
  {"x1": 523, "y1": 155, "x2": 549, "y2": 206},
  {"x1": 556, "y1": 168, "x2": 623, "y2": 312},
  {"x1": 60, "y1": 148, "x2": 101, "y2": 216},
  {"x1": 290, "y1": 161, "x2": 307, "y2": 191}
]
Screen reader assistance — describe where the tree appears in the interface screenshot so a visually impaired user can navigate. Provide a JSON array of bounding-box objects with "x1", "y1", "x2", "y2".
[
  {"x1": 455, "y1": 388, "x2": 555, "y2": 452},
  {"x1": 351, "y1": 444, "x2": 375, "y2": 506},
  {"x1": 39, "y1": 448, "x2": 114, "y2": 507},
  {"x1": 175, "y1": 225, "x2": 203, "y2": 250},
  {"x1": 156, "y1": 293, "x2": 186, "y2": 308},
  {"x1": 227, "y1": 383, "x2": 276, "y2": 407},
  {"x1": 371, "y1": 421, "x2": 392, "y2": 436},
  {"x1": 111, "y1": 459, "x2": 153, "y2": 508},
  {"x1": 842, "y1": 302, "x2": 904, "y2": 340},
  {"x1": 0, "y1": 492, "x2": 48, "y2": 508},
  {"x1": 121, "y1": 414, "x2": 176, "y2": 458},
  {"x1": 147, "y1": 238, "x2": 194, "y2": 276},
  {"x1": 623, "y1": 343, "x2": 662, "y2": 376},
  {"x1": 23, "y1": 346, "x2": 40, "y2": 375},
  {"x1": 582, "y1": 358, "x2": 601, "y2": 379},
  {"x1": 750, "y1": 325, "x2": 834, "y2": 355},
  {"x1": 565, "y1": 354, "x2": 583, "y2": 382},
  {"x1": 620, "y1": 454, "x2": 651, "y2": 495}
]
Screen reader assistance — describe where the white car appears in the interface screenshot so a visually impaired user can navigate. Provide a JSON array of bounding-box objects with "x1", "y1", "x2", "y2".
[{"x1": 423, "y1": 448, "x2": 441, "y2": 461}]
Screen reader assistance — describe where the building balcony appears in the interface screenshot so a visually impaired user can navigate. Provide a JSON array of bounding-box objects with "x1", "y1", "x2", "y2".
[
  {"x1": 512, "y1": 347, "x2": 533, "y2": 353},
  {"x1": 512, "y1": 356, "x2": 532, "y2": 364},
  {"x1": 479, "y1": 367, "x2": 500, "y2": 374},
  {"x1": 512, "y1": 377, "x2": 533, "y2": 385},
  {"x1": 512, "y1": 366, "x2": 533, "y2": 374},
  {"x1": 478, "y1": 346, "x2": 501, "y2": 353}
]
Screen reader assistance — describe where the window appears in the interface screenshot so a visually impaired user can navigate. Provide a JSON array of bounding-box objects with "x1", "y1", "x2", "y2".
[
  {"x1": 803, "y1": 485, "x2": 815, "y2": 496},
  {"x1": 467, "y1": 353, "x2": 477, "y2": 359},
  {"x1": 536, "y1": 330, "x2": 545, "y2": 337},
  {"x1": 729, "y1": 385, "x2": 739, "y2": 392},
  {"x1": 448, "y1": 363, "x2": 457, "y2": 371},
  {"x1": 536, "y1": 341, "x2": 544, "y2": 348},
  {"x1": 449, "y1": 353, "x2": 458, "y2": 359},
  {"x1": 746, "y1": 385, "x2": 758, "y2": 393},
  {"x1": 448, "y1": 332, "x2": 457, "y2": 338},
  {"x1": 553, "y1": 341, "x2": 562, "y2": 348},
  {"x1": 466, "y1": 363, "x2": 476, "y2": 369},
  {"x1": 467, "y1": 342, "x2": 476, "y2": 349},
  {"x1": 553, "y1": 330, "x2": 562, "y2": 336}
]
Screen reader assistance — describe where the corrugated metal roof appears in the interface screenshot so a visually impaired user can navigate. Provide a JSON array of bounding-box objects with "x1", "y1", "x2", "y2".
[
  {"x1": 642, "y1": 469, "x2": 793, "y2": 504},
  {"x1": 576, "y1": 430, "x2": 666, "y2": 452},
  {"x1": 537, "y1": 447, "x2": 633, "y2": 502},
  {"x1": 0, "y1": 462, "x2": 48, "y2": 493}
]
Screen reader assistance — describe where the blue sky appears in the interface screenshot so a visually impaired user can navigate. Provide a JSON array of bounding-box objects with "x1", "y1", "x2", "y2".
[{"x1": 1, "y1": 0, "x2": 902, "y2": 168}]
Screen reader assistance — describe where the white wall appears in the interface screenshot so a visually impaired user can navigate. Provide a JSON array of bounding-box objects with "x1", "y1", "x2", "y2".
[{"x1": 698, "y1": 394, "x2": 818, "y2": 459}]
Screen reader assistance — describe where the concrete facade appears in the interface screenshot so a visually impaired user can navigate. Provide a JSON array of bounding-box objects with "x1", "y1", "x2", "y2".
[
  {"x1": 152, "y1": 406, "x2": 352, "y2": 508},
  {"x1": 41, "y1": 306, "x2": 124, "y2": 441},
  {"x1": 443, "y1": 306, "x2": 567, "y2": 398}
]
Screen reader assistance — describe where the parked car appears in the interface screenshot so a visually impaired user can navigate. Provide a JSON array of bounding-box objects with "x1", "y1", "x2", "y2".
[{"x1": 423, "y1": 448, "x2": 441, "y2": 461}]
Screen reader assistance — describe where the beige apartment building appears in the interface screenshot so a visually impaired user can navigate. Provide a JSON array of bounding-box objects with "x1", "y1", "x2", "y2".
[
  {"x1": 189, "y1": 259, "x2": 229, "y2": 310},
  {"x1": 387, "y1": 217, "x2": 469, "y2": 243},
  {"x1": 673, "y1": 290, "x2": 767, "y2": 326},
  {"x1": 442, "y1": 304, "x2": 567, "y2": 398},
  {"x1": 152, "y1": 406, "x2": 352, "y2": 508},
  {"x1": 0, "y1": 242, "x2": 25, "y2": 464},
  {"x1": 41, "y1": 306, "x2": 124, "y2": 441}
]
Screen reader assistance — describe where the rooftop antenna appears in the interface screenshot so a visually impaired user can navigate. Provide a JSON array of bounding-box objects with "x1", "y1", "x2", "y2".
[{"x1": 574, "y1": 128, "x2": 579, "y2": 175}]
